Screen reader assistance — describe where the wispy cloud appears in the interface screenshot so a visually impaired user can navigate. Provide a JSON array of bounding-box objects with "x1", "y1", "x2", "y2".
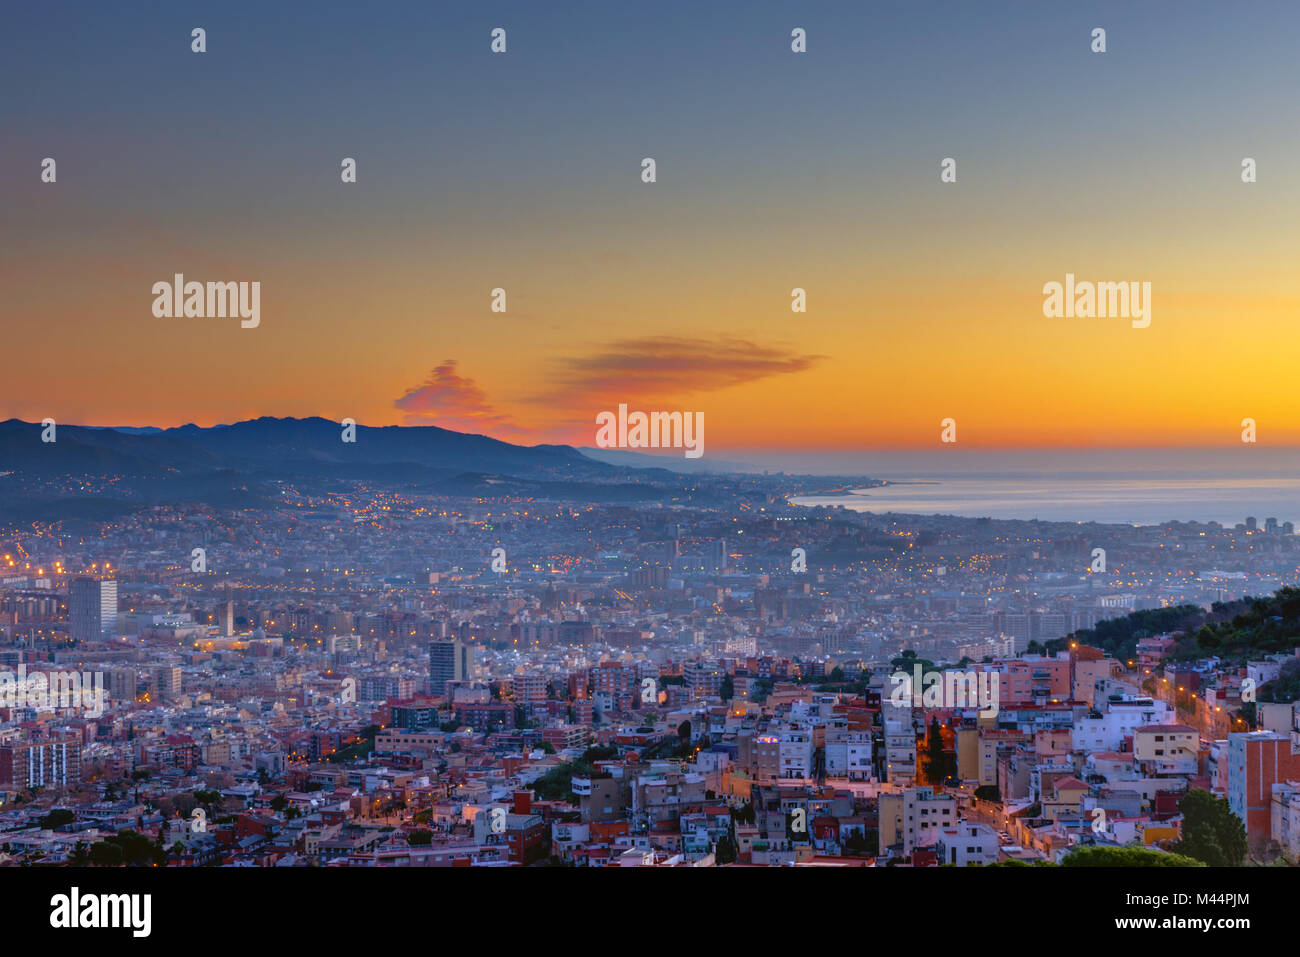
[
  {"x1": 394, "y1": 339, "x2": 824, "y2": 446},
  {"x1": 541, "y1": 336, "x2": 825, "y2": 407}
]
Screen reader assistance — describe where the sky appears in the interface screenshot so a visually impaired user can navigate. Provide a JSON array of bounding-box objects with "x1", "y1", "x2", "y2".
[{"x1": 4, "y1": 1, "x2": 1300, "y2": 459}]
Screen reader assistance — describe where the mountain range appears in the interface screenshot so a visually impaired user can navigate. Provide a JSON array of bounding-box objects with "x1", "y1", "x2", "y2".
[{"x1": 0, "y1": 417, "x2": 762, "y2": 524}]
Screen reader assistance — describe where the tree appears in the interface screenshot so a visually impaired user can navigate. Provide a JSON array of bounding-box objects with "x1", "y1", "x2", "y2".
[
  {"x1": 1174, "y1": 789, "x2": 1247, "y2": 866},
  {"x1": 713, "y1": 833, "x2": 737, "y2": 865},
  {"x1": 1063, "y1": 846, "x2": 1203, "y2": 867},
  {"x1": 1260, "y1": 658, "x2": 1300, "y2": 703},
  {"x1": 89, "y1": 841, "x2": 124, "y2": 867},
  {"x1": 69, "y1": 841, "x2": 90, "y2": 866},
  {"x1": 677, "y1": 720, "x2": 692, "y2": 744},
  {"x1": 100, "y1": 829, "x2": 165, "y2": 867},
  {"x1": 719, "y1": 675, "x2": 734, "y2": 702},
  {"x1": 922, "y1": 717, "x2": 952, "y2": 785},
  {"x1": 40, "y1": 808, "x2": 75, "y2": 830}
]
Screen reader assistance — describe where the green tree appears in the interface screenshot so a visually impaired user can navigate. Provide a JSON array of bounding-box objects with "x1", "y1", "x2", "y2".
[
  {"x1": 40, "y1": 808, "x2": 75, "y2": 830},
  {"x1": 89, "y1": 841, "x2": 124, "y2": 867},
  {"x1": 1260, "y1": 658, "x2": 1300, "y2": 702},
  {"x1": 1063, "y1": 846, "x2": 1203, "y2": 867},
  {"x1": 69, "y1": 841, "x2": 90, "y2": 866},
  {"x1": 713, "y1": 833, "x2": 737, "y2": 864},
  {"x1": 1173, "y1": 789, "x2": 1247, "y2": 866}
]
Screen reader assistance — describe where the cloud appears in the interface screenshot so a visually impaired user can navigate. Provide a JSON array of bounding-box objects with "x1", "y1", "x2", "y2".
[
  {"x1": 542, "y1": 336, "x2": 825, "y2": 406},
  {"x1": 394, "y1": 339, "x2": 824, "y2": 446},
  {"x1": 393, "y1": 361, "x2": 531, "y2": 439}
]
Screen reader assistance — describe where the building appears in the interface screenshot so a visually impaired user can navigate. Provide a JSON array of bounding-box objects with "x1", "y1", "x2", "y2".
[
  {"x1": 879, "y1": 786, "x2": 957, "y2": 856},
  {"x1": 152, "y1": 665, "x2": 182, "y2": 701},
  {"x1": 1270, "y1": 781, "x2": 1300, "y2": 864},
  {"x1": 1133, "y1": 724, "x2": 1199, "y2": 776},
  {"x1": 0, "y1": 738, "x2": 82, "y2": 790},
  {"x1": 882, "y1": 712, "x2": 917, "y2": 786},
  {"x1": 573, "y1": 772, "x2": 629, "y2": 822},
  {"x1": 105, "y1": 667, "x2": 137, "y2": 706},
  {"x1": 513, "y1": 672, "x2": 547, "y2": 703},
  {"x1": 69, "y1": 578, "x2": 117, "y2": 641},
  {"x1": 1071, "y1": 695, "x2": 1173, "y2": 753},
  {"x1": 708, "y1": 539, "x2": 728, "y2": 574},
  {"x1": 218, "y1": 589, "x2": 234, "y2": 637},
  {"x1": 429, "y1": 639, "x2": 474, "y2": 696},
  {"x1": 1227, "y1": 730, "x2": 1300, "y2": 848},
  {"x1": 683, "y1": 661, "x2": 723, "y2": 701},
  {"x1": 935, "y1": 822, "x2": 1000, "y2": 866},
  {"x1": 778, "y1": 726, "x2": 813, "y2": 779},
  {"x1": 956, "y1": 726, "x2": 998, "y2": 787},
  {"x1": 825, "y1": 726, "x2": 874, "y2": 781}
]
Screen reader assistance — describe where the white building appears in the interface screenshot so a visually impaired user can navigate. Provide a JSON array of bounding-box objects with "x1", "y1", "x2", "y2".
[
  {"x1": 1072, "y1": 695, "x2": 1172, "y2": 753},
  {"x1": 779, "y1": 726, "x2": 813, "y2": 779},
  {"x1": 934, "y1": 822, "x2": 1000, "y2": 866},
  {"x1": 825, "y1": 727, "x2": 874, "y2": 781}
]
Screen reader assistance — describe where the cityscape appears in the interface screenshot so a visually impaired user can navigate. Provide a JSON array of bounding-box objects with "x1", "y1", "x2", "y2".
[
  {"x1": 3, "y1": 0, "x2": 1295, "y2": 940},
  {"x1": 0, "y1": 417, "x2": 1296, "y2": 874}
]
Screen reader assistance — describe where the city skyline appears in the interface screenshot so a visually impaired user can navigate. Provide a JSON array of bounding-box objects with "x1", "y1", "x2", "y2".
[{"x1": 2, "y1": 1, "x2": 1297, "y2": 920}]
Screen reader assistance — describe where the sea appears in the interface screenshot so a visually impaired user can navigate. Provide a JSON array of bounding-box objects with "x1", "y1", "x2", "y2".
[
  {"x1": 790, "y1": 476, "x2": 1300, "y2": 526},
  {"x1": 777, "y1": 450, "x2": 1300, "y2": 526}
]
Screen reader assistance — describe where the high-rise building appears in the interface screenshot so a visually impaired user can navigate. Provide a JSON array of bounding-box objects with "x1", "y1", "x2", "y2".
[
  {"x1": 0, "y1": 738, "x2": 82, "y2": 789},
  {"x1": 69, "y1": 578, "x2": 117, "y2": 641},
  {"x1": 106, "y1": 667, "x2": 138, "y2": 705},
  {"x1": 219, "y1": 584, "x2": 234, "y2": 637},
  {"x1": 429, "y1": 639, "x2": 474, "y2": 696},
  {"x1": 683, "y1": 660, "x2": 723, "y2": 700},
  {"x1": 152, "y1": 664, "x2": 182, "y2": 700},
  {"x1": 708, "y1": 539, "x2": 728, "y2": 574},
  {"x1": 1228, "y1": 730, "x2": 1300, "y2": 848}
]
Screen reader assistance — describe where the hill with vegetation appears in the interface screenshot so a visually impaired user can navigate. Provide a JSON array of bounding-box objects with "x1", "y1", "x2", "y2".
[{"x1": 1034, "y1": 587, "x2": 1300, "y2": 683}]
